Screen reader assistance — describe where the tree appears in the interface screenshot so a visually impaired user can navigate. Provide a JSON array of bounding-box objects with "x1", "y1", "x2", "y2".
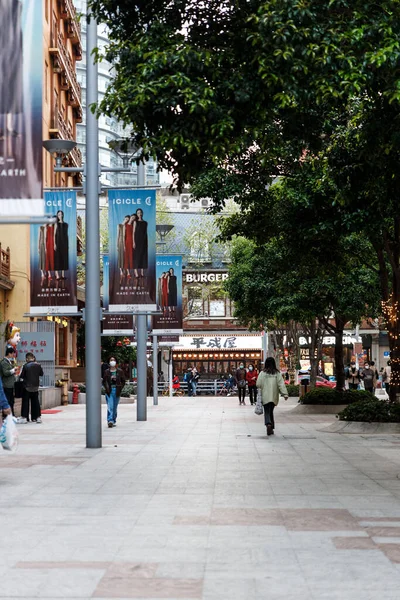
[
  {"x1": 223, "y1": 169, "x2": 381, "y2": 390},
  {"x1": 89, "y1": 0, "x2": 400, "y2": 396}
]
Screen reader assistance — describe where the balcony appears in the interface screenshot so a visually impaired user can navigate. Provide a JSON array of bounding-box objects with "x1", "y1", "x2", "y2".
[
  {"x1": 59, "y1": 0, "x2": 82, "y2": 58},
  {"x1": 49, "y1": 30, "x2": 83, "y2": 122},
  {"x1": 0, "y1": 245, "x2": 15, "y2": 290},
  {"x1": 49, "y1": 103, "x2": 83, "y2": 171}
]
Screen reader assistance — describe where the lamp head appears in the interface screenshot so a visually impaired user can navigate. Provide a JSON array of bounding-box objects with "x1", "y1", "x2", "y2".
[{"x1": 43, "y1": 139, "x2": 77, "y2": 167}]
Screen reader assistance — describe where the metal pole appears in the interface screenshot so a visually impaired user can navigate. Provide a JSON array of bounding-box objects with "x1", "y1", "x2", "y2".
[
  {"x1": 169, "y1": 350, "x2": 173, "y2": 398},
  {"x1": 85, "y1": 13, "x2": 102, "y2": 448},
  {"x1": 135, "y1": 161, "x2": 148, "y2": 420},
  {"x1": 136, "y1": 314, "x2": 147, "y2": 420},
  {"x1": 262, "y1": 330, "x2": 268, "y2": 361},
  {"x1": 153, "y1": 334, "x2": 158, "y2": 405}
]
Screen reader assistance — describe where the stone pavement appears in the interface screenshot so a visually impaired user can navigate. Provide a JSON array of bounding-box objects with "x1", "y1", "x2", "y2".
[{"x1": 2, "y1": 396, "x2": 400, "y2": 599}]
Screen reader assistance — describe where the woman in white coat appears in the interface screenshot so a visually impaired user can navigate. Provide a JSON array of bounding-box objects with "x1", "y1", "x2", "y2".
[{"x1": 256, "y1": 357, "x2": 288, "y2": 436}]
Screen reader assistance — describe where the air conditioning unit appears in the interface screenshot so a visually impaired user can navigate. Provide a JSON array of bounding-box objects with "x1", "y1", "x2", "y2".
[
  {"x1": 201, "y1": 198, "x2": 210, "y2": 209},
  {"x1": 180, "y1": 194, "x2": 191, "y2": 209}
]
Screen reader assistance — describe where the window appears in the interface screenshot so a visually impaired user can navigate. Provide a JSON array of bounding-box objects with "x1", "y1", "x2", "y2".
[
  {"x1": 189, "y1": 232, "x2": 211, "y2": 263},
  {"x1": 209, "y1": 286, "x2": 226, "y2": 317},
  {"x1": 187, "y1": 286, "x2": 203, "y2": 316}
]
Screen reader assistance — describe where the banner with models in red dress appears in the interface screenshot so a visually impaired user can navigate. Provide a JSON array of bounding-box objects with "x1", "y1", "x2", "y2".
[
  {"x1": 30, "y1": 191, "x2": 77, "y2": 314},
  {"x1": 152, "y1": 256, "x2": 183, "y2": 335},
  {"x1": 108, "y1": 189, "x2": 156, "y2": 312}
]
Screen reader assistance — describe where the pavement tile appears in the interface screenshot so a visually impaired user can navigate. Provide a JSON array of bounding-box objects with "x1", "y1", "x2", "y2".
[{"x1": 5, "y1": 398, "x2": 400, "y2": 599}]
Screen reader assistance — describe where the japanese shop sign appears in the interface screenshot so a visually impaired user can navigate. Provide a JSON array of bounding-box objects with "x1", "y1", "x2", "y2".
[
  {"x1": 177, "y1": 335, "x2": 262, "y2": 350},
  {"x1": 18, "y1": 332, "x2": 54, "y2": 362}
]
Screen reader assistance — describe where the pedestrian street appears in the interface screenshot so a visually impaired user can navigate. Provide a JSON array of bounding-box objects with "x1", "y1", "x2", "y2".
[{"x1": 2, "y1": 397, "x2": 400, "y2": 599}]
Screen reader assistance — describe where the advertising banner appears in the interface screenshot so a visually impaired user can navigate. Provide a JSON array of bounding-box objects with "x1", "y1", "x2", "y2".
[
  {"x1": 108, "y1": 189, "x2": 156, "y2": 312},
  {"x1": 0, "y1": 0, "x2": 43, "y2": 215},
  {"x1": 153, "y1": 256, "x2": 183, "y2": 335},
  {"x1": 30, "y1": 191, "x2": 77, "y2": 314},
  {"x1": 102, "y1": 255, "x2": 134, "y2": 335}
]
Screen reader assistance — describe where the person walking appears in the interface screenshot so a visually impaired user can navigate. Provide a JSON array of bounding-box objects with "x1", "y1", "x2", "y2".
[
  {"x1": 347, "y1": 361, "x2": 361, "y2": 390},
  {"x1": 246, "y1": 363, "x2": 258, "y2": 405},
  {"x1": 0, "y1": 346, "x2": 18, "y2": 418},
  {"x1": 102, "y1": 357, "x2": 126, "y2": 428},
  {"x1": 19, "y1": 353, "x2": 43, "y2": 423},
  {"x1": 191, "y1": 367, "x2": 200, "y2": 396},
  {"x1": 256, "y1": 357, "x2": 288, "y2": 436},
  {"x1": 184, "y1": 368, "x2": 193, "y2": 396},
  {"x1": 361, "y1": 362, "x2": 375, "y2": 394},
  {"x1": 235, "y1": 363, "x2": 247, "y2": 405},
  {"x1": 382, "y1": 365, "x2": 391, "y2": 396}
]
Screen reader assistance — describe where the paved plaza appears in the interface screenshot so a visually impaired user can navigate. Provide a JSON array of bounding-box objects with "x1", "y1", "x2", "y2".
[{"x1": 3, "y1": 396, "x2": 400, "y2": 599}]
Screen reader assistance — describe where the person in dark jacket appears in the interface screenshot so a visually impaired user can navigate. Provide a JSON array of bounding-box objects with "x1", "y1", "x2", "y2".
[
  {"x1": 0, "y1": 346, "x2": 17, "y2": 416},
  {"x1": 102, "y1": 357, "x2": 126, "y2": 428},
  {"x1": 19, "y1": 353, "x2": 44, "y2": 423},
  {"x1": 361, "y1": 362, "x2": 375, "y2": 394},
  {"x1": 235, "y1": 363, "x2": 247, "y2": 405}
]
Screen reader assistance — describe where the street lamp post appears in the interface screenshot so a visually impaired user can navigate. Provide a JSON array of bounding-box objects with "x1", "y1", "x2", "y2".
[
  {"x1": 85, "y1": 13, "x2": 101, "y2": 448},
  {"x1": 44, "y1": 13, "x2": 156, "y2": 444}
]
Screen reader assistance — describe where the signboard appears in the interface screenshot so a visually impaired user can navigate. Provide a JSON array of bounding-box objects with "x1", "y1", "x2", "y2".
[
  {"x1": 299, "y1": 334, "x2": 358, "y2": 346},
  {"x1": 18, "y1": 332, "x2": 54, "y2": 362},
  {"x1": 384, "y1": 351, "x2": 390, "y2": 358},
  {"x1": 30, "y1": 191, "x2": 77, "y2": 314},
  {"x1": 153, "y1": 255, "x2": 183, "y2": 334},
  {"x1": 102, "y1": 255, "x2": 134, "y2": 335},
  {"x1": 0, "y1": 0, "x2": 43, "y2": 215},
  {"x1": 177, "y1": 335, "x2": 262, "y2": 350},
  {"x1": 184, "y1": 272, "x2": 228, "y2": 283},
  {"x1": 108, "y1": 189, "x2": 156, "y2": 312}
]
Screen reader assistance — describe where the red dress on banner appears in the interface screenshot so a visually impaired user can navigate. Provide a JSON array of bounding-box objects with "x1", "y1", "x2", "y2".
[
  {"x1": 45, "y1": 224, "x2": 55, "y2": 271},
  {"x1": 162, "y1": 276, "x2": 169, "y2": 307},
  {"x1": 124, "y1": 223, "x2": 134, "y2": 270}
]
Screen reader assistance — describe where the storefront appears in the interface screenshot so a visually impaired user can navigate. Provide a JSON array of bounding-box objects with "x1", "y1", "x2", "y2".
[
  {"x1": 298, "y1": 332, "x2": 375, "y2": 374},
  {"x1": 172, "y1": 334, "x2": 263, "y2": 379}
]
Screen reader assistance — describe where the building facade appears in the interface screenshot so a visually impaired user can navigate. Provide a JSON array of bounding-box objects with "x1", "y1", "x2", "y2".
[
  {"x1": 0, "y1": 0, "x2": 82, "y2": 372},
  {"x1": 73, "y1": 0, "x2": 159, "y2": 187}
]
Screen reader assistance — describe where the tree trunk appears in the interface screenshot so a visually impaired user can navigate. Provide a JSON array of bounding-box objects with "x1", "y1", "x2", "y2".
[
  {"x1": 307, "y1": 319, "x2": 324, "y2": 388},
  {"x1": 334, "y1": 318, "x2": 345, "y2": 392}
]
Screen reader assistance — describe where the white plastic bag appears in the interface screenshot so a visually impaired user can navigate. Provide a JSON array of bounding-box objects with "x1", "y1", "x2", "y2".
[
  {"x1": 1, "y1": 416, "x2": 18, "y2": 452},
  {"x1": 254, "y1": 398, "x2": 264, "y2": 416}
]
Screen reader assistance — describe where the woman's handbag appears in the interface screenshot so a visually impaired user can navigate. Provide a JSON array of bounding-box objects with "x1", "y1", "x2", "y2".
[
  {"x1": 237, "y1": 379, "x2": 246, "y2": 389},
  {"x1": 254, "y1": 398, "x2": 263, "y2": 415}
]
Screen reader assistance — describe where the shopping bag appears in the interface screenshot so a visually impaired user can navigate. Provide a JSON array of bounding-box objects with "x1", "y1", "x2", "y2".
[
  {"x1": 254, "y1": 399, "x2": 263, "y2": 416},
  {"x1": 1, "y1": 416, "x2": 18, "y2": 452}
]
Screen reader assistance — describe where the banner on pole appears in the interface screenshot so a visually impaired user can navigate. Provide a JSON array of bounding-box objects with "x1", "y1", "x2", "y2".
[
  {"x1": 0, "y1": 0, "x2": 43, "y2": 215},
  {"x1": 30, "y1": 191, "x2": 77, "y2": 314},
  {"x1": 102, "y1": 255, "x2": 134, "y2": 335},
  {"x1": 108, "y1": 189, "x2": 156, "y2": 312},
  {"x1": 152, "y1": 255, "x2": 183, "y2": 334}
]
